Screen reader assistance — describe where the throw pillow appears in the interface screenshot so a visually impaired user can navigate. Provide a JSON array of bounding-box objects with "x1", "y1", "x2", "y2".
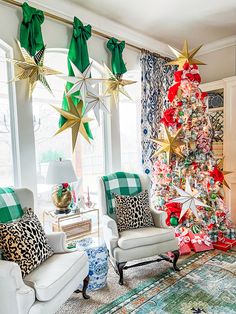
[
  {"x1": 0, "y1": 187, "x2": 24, "y2": 223},
  {"x1": 114, "y1": 190, "x2": 154, "y2": 232},
  {"x1": 0, "y1": 211, "x2": 54, "y2": 277}
]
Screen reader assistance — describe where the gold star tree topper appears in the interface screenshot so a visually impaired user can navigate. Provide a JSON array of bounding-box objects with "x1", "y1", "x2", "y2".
[
  {"x1": 103, "y1": 63, "x2": 136, "y2": 106},
  {"x1": 166, "y1": 40, "x2": 206, "y2": 69},
  {"x1": 51, "y1": 93, "x2": 93, "y2": 151},
  {"x1": 151, "y1": 126, "x2": 184, "y2": 164},
  {"x1": 8, "y1": 41, "x2": 61, "y2": 96}
]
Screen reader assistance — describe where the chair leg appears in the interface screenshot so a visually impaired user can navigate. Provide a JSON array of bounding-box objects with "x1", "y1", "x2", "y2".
[
  {"x1": 172, "y1": 250, "x2": 180, "y2": 271},
  {"x1": 74, "y1": 275, "x2": 90, "y2": 299},
  {"x1": 116, "y1": 262, "x2": 126, "y2": 285}
]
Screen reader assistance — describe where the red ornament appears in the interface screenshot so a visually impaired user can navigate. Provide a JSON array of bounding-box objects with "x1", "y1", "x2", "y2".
[
  {"x1": 165, "y1": 202, "x2": 186, "y2": 226},
  {"x1": 174, "y1": 70, "x2": 183, "y2": 82},
  {"x1": 160, "y1": 108, "x2": 176, "y2": 127},
  {"x1": 183, "y1": 62, "x2": 190, "y2": 70},
  {"x1": 62, "y1": 183, "x2": 69, "y2": 189},
  {"x1": 209, "y1": 166, "x2": 224, "y2": 183},
  {"x1": 168, "y1": 82, "x2": 180, "y2": 102}
]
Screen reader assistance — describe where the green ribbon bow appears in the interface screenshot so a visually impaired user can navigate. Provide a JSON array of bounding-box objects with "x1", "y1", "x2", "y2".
[
  {"x1": 107, "y1": 37, "x2": 127, "y2": 76},
  {"x1": 59, "y1": 17, "x2": 93, "y2": 140},
  {"x1": 20, "y1": 2, "x2": 44, "y2": 56}
]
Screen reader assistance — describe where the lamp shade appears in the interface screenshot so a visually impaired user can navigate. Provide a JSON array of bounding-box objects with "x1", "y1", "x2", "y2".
[{"x1": 46, "y1": 160, "x2": 77, "y2": 184}]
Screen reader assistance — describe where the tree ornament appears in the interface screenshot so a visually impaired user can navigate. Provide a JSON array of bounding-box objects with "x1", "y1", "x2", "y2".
[
  {"x1": 61, "y1": 61, "x2": 103, "y2": 103},
  {"x1": 166, "y1": 40, "x2": 206, "y2": 69},
  {"x1": 103, "y1": 63, "x2": 136, "y2": 106},
  {"x1": 170, "y1": 216, "x2": 179, "y2": 227},
  {"x1": 172, "y1": 178, "x2": 210, "y2": 220},
  {"x1": 217, "y1": 158, "x2": 233, "y2": 190},
  {"x1": 51, "y1": 92, "x2": 93, "y2": 151},
  {"x1": 210, "y1": 193, "x2": 217, "y2": 200},
  {"x1": 151, "y1": 125, "x2": 184, "y2": 164},
  {"x1": 7, "y1": 41, "x2": 61, "y2": 96}
]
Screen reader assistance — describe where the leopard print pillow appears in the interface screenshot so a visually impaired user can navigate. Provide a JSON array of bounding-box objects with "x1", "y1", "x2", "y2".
[
  {"x1": 114, "y1": 190, "x2": 154, "y2": 232},
  {"x1": 0, "y1": 211, "x2": 54, "y2": 277}
]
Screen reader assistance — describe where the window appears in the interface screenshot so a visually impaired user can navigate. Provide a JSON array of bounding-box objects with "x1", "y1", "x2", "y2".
[
  {"x1": 119, "y1": 67, "x2": 142, "y2": 173},
  {"x1": 0, "y1": 41, "x2": 18, "y2": 186},
  {"x1": 32, "y1": 49, "x2": 106, "y2": 209}
]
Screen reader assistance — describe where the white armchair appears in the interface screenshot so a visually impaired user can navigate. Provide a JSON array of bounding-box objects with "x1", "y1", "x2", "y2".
[
  {"x1": 98, "y1": 173, "x2": 179, "y2": 285},
  {"x1": 0, "y1": 188, "x2": 89, "y2": 314}
]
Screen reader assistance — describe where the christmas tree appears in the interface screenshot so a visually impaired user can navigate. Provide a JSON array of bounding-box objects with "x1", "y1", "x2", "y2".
[{"x1": 152, "y1": 40, "x2": 233, "y2": 238}]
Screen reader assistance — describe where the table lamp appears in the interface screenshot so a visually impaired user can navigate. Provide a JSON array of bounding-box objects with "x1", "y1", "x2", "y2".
[{"x1": 46, "y1": 159, "x2": 77, "y2": 214}]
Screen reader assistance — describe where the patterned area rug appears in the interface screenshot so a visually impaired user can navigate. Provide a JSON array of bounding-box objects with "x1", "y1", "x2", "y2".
[{"x1": 96, "y1": 251, "x2": 236, "y2": 314}]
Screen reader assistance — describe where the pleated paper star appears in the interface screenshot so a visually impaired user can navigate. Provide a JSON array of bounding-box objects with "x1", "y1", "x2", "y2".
[
  {"x1": 51, "y1": 94, "x2": 93, "y2": 151},
  {"x1": 151, "y1": 126, "x2": 184, "y2": 164},
  {"x1": 172, "y1": 178, "x2": 210, "y2": 220},
  {"x1": 217, "y1": 158, "x2": 233, "y2": 189},
  {"x1": 166, "y1": 40, "x2": 206, "y2": 69},
  {"x1": 103, "y1": 63, "x2": 136, "y2": 105},
  {"x1": 61, "y1": 61, "x2": 103, "y2": 102},
  {"x1": 77, "y1": 86, "x2": 110, "y2": 125},
  {"x1": 8, "y1": 41, "x2": 61, "y2": 96}
]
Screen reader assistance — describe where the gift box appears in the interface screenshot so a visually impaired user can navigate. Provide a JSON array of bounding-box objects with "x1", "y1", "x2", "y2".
[
  {"x1": 189, "y1": 231, "x2": 214, "y2": 252},
  {"x1": 213, "y1": 241, "x2": 231, "y2": 251},
  {"x1": 223, "y1": 238, "x2": 236, "y2": 248},
  {"x1": 177, "y1": 231, "x2": 191, "y2": 255}
]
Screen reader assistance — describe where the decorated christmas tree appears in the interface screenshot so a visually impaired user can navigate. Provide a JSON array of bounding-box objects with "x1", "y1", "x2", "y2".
[{"x1": 152, "y1": 41, "x2": 234, "y2": 239}]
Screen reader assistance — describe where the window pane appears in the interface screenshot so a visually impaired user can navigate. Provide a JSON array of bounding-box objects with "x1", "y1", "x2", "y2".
[
  {"x1": 33, "y1": 50, "x2": 105, "y2": 209},
  {"x1": 0, "y1": 46, "x2": 14, "y2": 185},
  {"x1": 119, "y1": 68, "x2": 142, "y2": 173}
]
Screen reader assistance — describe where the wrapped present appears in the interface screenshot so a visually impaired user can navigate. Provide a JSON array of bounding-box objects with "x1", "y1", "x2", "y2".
[
  {"x1": 177, "y1": 230, "x2": 191, "y2": 255},
  {"x1": 223, "y1": 238, "x2": 236, "y2": 248},
  {"x1": 213, "y1": 241, "x2": 231, "y2": 251},
  {"x1": 189, "y1": 231, "x2": 214, "y2": 252}
]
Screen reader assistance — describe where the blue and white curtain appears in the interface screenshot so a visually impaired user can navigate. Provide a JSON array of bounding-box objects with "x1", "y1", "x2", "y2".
[{"x1": 140, "y1": 50, "x2": 176, "y2": 175}]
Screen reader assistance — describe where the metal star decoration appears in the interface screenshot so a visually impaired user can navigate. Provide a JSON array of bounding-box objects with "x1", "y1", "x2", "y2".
[
  {"x1": 166, "y1": 40, "x2": 206, "y2": 69},
  {"x1": 61, "y1": 61, "x2": 103, "y2": 102},
  {"x1": 77, "y1": 86, "x2": 110, "y2": 125},
  {"x1": 51, "y1": 93, "x2": 93, "y2": 151},
  {"x1": 172, "y1": 178, "x2": 210, "y2": 220},
  {"x1": 151, "y1": 126, "x2": 184, "y2": 164},
  {"x1": 7, "y1": 41, "x2": 61, "y2": 96},
  {"x1": 217, "y1": 158, "x2": 233, "y2": 189},
  {"x1": 103, "y1": 63, "x2": 136, "y2": 106}
]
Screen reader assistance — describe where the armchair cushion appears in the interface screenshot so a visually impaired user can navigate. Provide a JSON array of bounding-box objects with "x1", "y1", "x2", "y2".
[
  {"x1": 118, "y1": 226, "x2": 175, "y2": 250},
  {"x1": 114, "y1": 190, "x2": 154, "y2": 232},
  {"x1": 0, "y1": 211, "x2": 54, "y2": 277},
  {"x1": 24, "y1": 250, "x2": 88, "y2": 302}
]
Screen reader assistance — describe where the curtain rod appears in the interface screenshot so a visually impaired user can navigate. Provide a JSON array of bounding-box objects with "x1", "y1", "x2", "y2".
[{"x1": 1, "y1": 0, "x2": 164, "y2": 55}]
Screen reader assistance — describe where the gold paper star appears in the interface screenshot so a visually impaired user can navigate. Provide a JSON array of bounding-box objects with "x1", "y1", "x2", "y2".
[
  {"x1": 151, "y1": 126, "x2": 184, "y2": 163},
  {"x1": 217, "y1": 158, "x2": 233, "y2": 189},
  {"x1": 103, "y1": 63, "x2": 136, "y2": 105},
  {"x1": 166, "y1": 40, "x2": 206, "y2": 69},
  {"x1": 51, "y1": 93, "x2": 93, "y2": 151},
  {"x1": 7, "y1": 41, "x2": 61, "y2": 96}
]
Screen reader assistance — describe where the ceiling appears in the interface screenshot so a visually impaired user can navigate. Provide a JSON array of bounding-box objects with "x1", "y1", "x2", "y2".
[{"x1": 73, "y1": 0, "x2": 236, "y2": 47}]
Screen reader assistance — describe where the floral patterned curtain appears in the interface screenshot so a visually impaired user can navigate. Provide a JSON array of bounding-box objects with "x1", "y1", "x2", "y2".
[{"x1": 140, "y1": 50, "x2": 176, "y2": 176}]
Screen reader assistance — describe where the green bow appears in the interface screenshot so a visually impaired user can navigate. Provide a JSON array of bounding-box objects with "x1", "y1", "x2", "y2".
[
  {"x1": 107, "y1": 37, "x2": 127, "y2": 76},
  {"x1": 20, "y1": 2, "x2": 44, "y2": 56},
  {"x1": 59, "y1": 17, "x2": 93, "y2": 140}
]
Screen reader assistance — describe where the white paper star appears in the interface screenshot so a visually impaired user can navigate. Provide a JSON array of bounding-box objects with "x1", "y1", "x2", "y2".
[
  {"x1": 171, "y1": 178, "x2": 210, "y2": 219},
  {"x1": 76, "y1": 86, "x2": 110, "y2": 125},
  {"x1": 60, "y1": 61, "x2": 103, "y2": 102}
]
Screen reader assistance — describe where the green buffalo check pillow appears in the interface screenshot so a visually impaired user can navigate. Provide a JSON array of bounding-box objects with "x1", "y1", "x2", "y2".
[
  {"x1": 0, "y1": 187, "x2": 24, "y2": 223},
  {"x1": 102, "y1": 172, "x2": 142, "y2": 219}
]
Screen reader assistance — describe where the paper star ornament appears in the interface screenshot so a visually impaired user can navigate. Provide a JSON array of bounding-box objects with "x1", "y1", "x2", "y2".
[
  {"x1": 77, "y1": 86, "x2": 110, "y2": 125},
  {"x1": 8, "y1": 41, "x2": 61, "y2": 96},
  {"x1": 61, "y1": 61, "x2": 103, "y2": 102},
  {"x1": 151, "y1": 126, "x2": 184, "y2": 164},
  {"x1": 51, "y1": 93, "x2": 93, "y2": 151},
  {"x1": 172, "y1": 178, "x2": 210, "y2": 220},
  {"x1": 103, "y1": 63, "x2": 136, "y2": 105},
  {"x1": 217, "y1": 158, "x2": 233, "y2": 189},
  {"x1": 166, "y1": 40, "x2": 206, "y2": 69}
]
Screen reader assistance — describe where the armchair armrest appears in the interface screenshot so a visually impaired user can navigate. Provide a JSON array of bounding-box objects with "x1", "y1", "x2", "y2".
[
  {"x1": 102, "y1": 215, "x2": 119, "y2": 256},
  {"x1": 0, "y1": 260, "x2": 35, "y2": 314},
  {"x1": 151, "y1": 210, "x2": 171, "y2": 228},
  {"x1": 46, "y1": 232, "x2": 71, "y2": 253}
]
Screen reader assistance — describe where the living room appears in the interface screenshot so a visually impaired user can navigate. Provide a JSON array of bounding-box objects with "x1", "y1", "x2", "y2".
[{"x1": 0, "y1": 0, "x2": 236, "y2": 313}]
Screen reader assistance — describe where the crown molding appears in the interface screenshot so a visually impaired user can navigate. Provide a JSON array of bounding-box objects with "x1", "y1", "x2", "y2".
[{"x1": 7, "y1": 0, "x2": 236, "y2": 58}]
